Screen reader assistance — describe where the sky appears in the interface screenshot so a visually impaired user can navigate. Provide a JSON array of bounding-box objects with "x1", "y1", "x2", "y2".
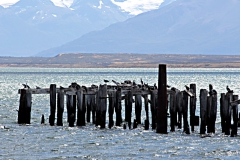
[{"x1": 0, "y1": 0, "x2": 164, "y2": 15}]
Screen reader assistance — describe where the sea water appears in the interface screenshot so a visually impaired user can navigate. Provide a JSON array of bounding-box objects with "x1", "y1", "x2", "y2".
[{"x1": 0, "y1": 67, "x2": 240, "y2": 159}]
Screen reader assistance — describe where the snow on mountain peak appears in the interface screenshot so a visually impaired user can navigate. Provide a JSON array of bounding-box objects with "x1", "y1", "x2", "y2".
[
  {"x1": 111, "y1": 0, "x2": 164, "y2": 15},
  {"x1": 0, "y1": 0, "x2": 19, "y2": 8},
  {"x1": 51, "y1": 0, "x2": 73, "y2": 8}
]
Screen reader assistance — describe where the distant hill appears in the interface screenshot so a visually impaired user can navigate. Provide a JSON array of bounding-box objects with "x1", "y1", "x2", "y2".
[{"x1": 39, "y1": 0, "x2": 240, "y2": 56}]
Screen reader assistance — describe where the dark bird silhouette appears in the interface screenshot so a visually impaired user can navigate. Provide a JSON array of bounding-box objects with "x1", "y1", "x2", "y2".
[
  {"x1": 209, "y1": 84, "x2": 213, "y2": 91},
  {"x1": 91, "y1": 84, "x2": 98, "y2": 89},
  {"x1": 154, "y1": 83, "x2": 157, "y2": 89},
  {"x1": 185, "y1": 85, "x2": 190, "y2": 91},
  {"x1": 22, "y1": 83, "x2": 30, "y2": 89},
  {"x1": 36, "y1": 86, "x2": 41, "y2": 89},
  {"x1": 112, "y1": 80, "x2": 120, "y2": 85},
  {"x1": 226, "y1": 85, "x2": 233, "y2": 93},
  {"x1": 76, "y1": 84, "x2": 81, "y2": 90},
  {"x1": 41, "y1": 114, "x2": 45, "y2": 124},
  {"x1": 166, "y1": 84, "x2": 171, "y2": 88},
  {"x1": 104, "y1": 79, "x2": 109, "y2": 83},
  {"x1": 141, "y1": 78, "x2": 143, "y2": 85},
  {"x1": 133, "y1": 80, "x2": 136, "y2": 86},
  {"x1": 208, "y1": 84, "x2": 217, "y2": 96},
  {"x1": 171, "y1": 87, "x2": 177, "y2": 92}
]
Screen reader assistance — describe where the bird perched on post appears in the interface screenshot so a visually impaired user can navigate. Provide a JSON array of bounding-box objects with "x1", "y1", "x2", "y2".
[
  {"x1": 104, "y1": 79, "x2": 109, "y2": 83},
  {"x1": 22, "y1": 83, "x2": 30, "y2": 89},
  {"x1": 185, "y1": 85, "x2": 190, "y2": 91},
  {"x1": 209, "y1": 84, "x2": 217, "y2": 96},
  {"x1": 226, "y1": 85, "x2": 233, "y2": 93}
]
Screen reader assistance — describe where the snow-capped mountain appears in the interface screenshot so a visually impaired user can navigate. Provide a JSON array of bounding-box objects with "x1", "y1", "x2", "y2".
[
  {"x1": 0, "y1": 0, "x2": 134, "y2": 56},
  {"x1": 39, "y1": 0, "x2": 240, "y2": 56}
]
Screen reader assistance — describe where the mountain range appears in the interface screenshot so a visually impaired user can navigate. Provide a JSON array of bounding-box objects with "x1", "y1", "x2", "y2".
[
  {"x1": 0, "y1": 0, "x2": 134, "y2": 56},
  {"x1": 39, "y1": 0, "x2": 240, "y2": 56}
]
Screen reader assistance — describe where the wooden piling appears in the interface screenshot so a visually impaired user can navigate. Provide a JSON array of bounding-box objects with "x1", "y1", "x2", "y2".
[
  {"x1": 225, "y1": 92, "x2": 233, "y2": 135},
  {"x1": 99, "y1": 84, "x2": 107, "y2": 129},
  {"x1": 115, "y1": 87, "x2": 122, "y2": 126},
  {"x1": 108, "y1": 90, "x2": 116, "y2": 128},
  {"x1": 57, "y1": 89, "x2": 64, "y2": 126},
  {"x1": 182, "y1": 91, "x2": 190, "y2": 134},
  {"x1": 200, "y1": 89, "x2": 208, "y2": 134},
  {"x1": 190, "y1": 84, "x2": 196, "y2": 132},
  {"x1": 156, "y1": 64, "x2": 168, "y2": 134},
  {"x1": 67, "y1": 95, "x2": 75, "y2": 127},
  {"x1": 176, "y1": 91, "x2": 183, "y2": 129},
  {"x1": 231, "y1": 95, "x2": 238, "y2": 136},
  {"x1": 169, "y1": 89, "x2": 177, "y2": 131},
  {"x1": 220, "y1": 93, "x2": 227, "y2": 133},
  {"x1": 18, "y1": 89, "x2": 32, "y2": 124},
  {"x1": 76, "y1": 89, "x2": 86, "y2": 126},
  {"x1": 86, "y1": 95, "x2": 91, "y2": 123},
  {"x1": 150, "y1": 90, "x2": 157, "y2": 130},
  {"x1": 135, "y1": 94, "x2": 142, "y2": 124},
  {"x1": 144, "y1": 94, "x2": 149, "y2": 123},
  {"x1": 127, "y1": 88, "x2": 133, "y2": 129},
  {"x1": 49, "y1": 84, "x2": 56, "y2": 126}
]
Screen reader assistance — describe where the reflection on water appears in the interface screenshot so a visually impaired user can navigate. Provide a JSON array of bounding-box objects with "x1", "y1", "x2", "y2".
[{"x1": 1, "y1": 68, "x2": 240, "y2": 159}]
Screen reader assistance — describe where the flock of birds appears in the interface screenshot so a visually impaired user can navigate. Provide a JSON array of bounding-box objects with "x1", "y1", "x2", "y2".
[{"x1": 21, "y1": 80, "x2": 234, "y2": 96}]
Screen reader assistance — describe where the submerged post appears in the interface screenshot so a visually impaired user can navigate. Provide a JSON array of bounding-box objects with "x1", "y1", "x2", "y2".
[
  {"x1": 156, "y1": 64, "x2": 168, "y2": 134},
  {"x1": 57, "y1": 89, "x2": 64, "y2": 126}
]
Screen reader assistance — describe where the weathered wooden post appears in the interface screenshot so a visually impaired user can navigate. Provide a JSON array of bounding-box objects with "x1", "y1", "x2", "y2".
[
  {"x1": 182, "y1": 91, "x2": 190, "y2": 134},
  {"x1": 169, "y1": 89, "x2": 177, "y2": 132},
  {"x1": 225, "y1": 92, "x2": 233, "y2": 135},
  {"x1": 156, "y1": 64, "x2": 168, "y2": 134},
  {"x1": 57, "y1": 88, "x2": 64, "y2": 126},
  {"x1": 150, "y1": 90, "x2": 157, "y2": 130},
  {"x1": 77, "y1": 88, "x2": 86, "y2": 126},
  {"x1": 86, "y1": 95, "x2": 91, "y2": 123},
  {"x1": 176, "y1": 91, "x2": 183, "y2": 129},
  {"x1": 18, "y1": 89, "x2": 32, "y2": 124},
  {"x1": 135, "y1": 94, "x2": 142, "y2": 124},
  {"x1": 49, "y1": 84, "x2": 56, "y2": 126},
  {"x1": 99, "y1": 84, "x2": 107, "y2": 129},
  {"x1": 200, "y1": 89, "x2": 208, "y2": 134},
  {"x1": 115, "y1": 87, "x2": 122, "y2": 126},
  {"x1": 144, "y1": 94, "x2": 149, "y2": 130},
  {"x1": 207, "y1": 93, "x2": 217, "y2": 133},
  {"x1": 90, "y1": 95, "x2": 96, "y2": 124},
  {"x1": 190, "y1": 84, "x2": 196, "y2": 132},
  {"x1": 220, "y1": 93, "x2": 226, "y2": 133},
  {"x1": 127, "y1": 88, "x2": 133, "y2": 129},
  {"x1": 67, "y1": 94, "x2": 74, "y2": 127},
  {"x1": 108, "y1": 90, "x2": 116, "y2": 128},
  {"x1": 231, "y1": 95, "x2": 238, "y2": 136}
]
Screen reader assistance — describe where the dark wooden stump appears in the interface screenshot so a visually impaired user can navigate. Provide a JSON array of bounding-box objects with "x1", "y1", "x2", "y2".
[
  {"x1": 231, "y1": 95, "x2": 238, "y2": 136},
  {"x1": 49, "y1": 84, "x2": 56, "y2": 126},
  {"x1": 176, "y1": 91, "x2": 183, "y2": 129},
  {"x1": 200, "y1": 89, "x2": 208, "y2": 134},
  {"x1": 108, "y1": 91, "x2": 116, "y2": 128},
  {"x1": 127, "y1": 88, "x2": 133, "y2": 129},
  {"x1": 150, "y1": 90, "x2": 157, "y2": 130},
  {"x1": 182, "y1": 91, "x2": 190, "y2": 134},
  {"x1": 135, "y1": 94, "x2": 142, "y2": 125},
  {"x1": 156, "y1": 64, "x2": 168, "y2": 134},
  {"x1": 18, "y1": 89, "x2": 32, "y2": 124},
  {"x1": 169, "y1": 89, "x2": 177, "y2": 132},
  {"x1": 190, "y1": 84, "x2": 196, "y2": 132},
  {"x1": 77, "y1": 89, "x2": 86, "y2": 126},
  {"x1": 67, "y1": 95, "x2": 74, "y2": 127},
  {"x1": 99, "y1": 84, "x2": 107, "y2": 129},
  {"x1": 57, "y1": 89, "x2": 64, "y2": 126},
  {"x1": 115, "y1": 88, "x2": 122, "y2": 126}
]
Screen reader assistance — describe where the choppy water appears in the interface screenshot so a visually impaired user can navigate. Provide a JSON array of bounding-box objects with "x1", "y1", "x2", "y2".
[{"x1": 1, "y1": 67, "x2": 240, "y2": 159}]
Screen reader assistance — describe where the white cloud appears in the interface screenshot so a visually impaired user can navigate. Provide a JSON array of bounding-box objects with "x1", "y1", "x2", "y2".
[
  {"x1": 111, "y1": 0, "x2": 164, "y2": 15},
  {"x1": 0, "y1": 0, "x2": 19, "y2": 8}
]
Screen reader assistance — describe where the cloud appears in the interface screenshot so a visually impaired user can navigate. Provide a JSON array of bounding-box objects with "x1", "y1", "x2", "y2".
[
  {"x1": 0, "y1": 0, "x2": 19, "y2": 8},
  {"x1": 111, "y1": 0, "x2": 164, "y2": 15}
]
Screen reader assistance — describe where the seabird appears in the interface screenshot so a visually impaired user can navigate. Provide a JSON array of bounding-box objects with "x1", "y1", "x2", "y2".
[
  {"x1": 209, "y1": 84, "x2": 213, "y2": 91},
  {"x1": 82, "y1": 86, "x2": 88, "y2": 92},
  {"x1": 154, "y1": 83, "x2": 157, "y2": 89},
  {"x1": 185, "y1": 85, "x2": 190, "y2": 91},
  {"x1": 104, "y1": 79, "x2": 109, "y2": 83},
  {"x1": 22, "y1": 83, "x2": 30, "y2": 89},
  {"x1": 171, "y1": 87, "x2": 176, "y2": 92},
  {"x1": 226, "y1": 85, "x2": 233, "y2": 93},
  {"x1": 36, "y1": 86, "x2": 41, "y2": 89},
  {"x1": 141, "y1": 78, "x2": 143, "y2": 85},
  {"x1": 166, "y1": 85, "x2": 171, "y2": 88},
  {"x1": 112, "y1": 80, "x2": 120, "y2": 85},
  {"x1": 60, "y1": 86, "x2": 65, "y2": 90}
]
